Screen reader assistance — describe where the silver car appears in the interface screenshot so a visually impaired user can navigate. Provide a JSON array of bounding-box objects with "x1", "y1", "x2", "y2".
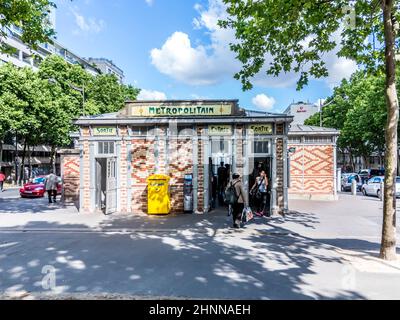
[
  {"x1": 361, "y1": 176, "x2": 400, "y2": 198},
  {"x1": 341, "y1": 173, "x2": 362, "y2": 192}
]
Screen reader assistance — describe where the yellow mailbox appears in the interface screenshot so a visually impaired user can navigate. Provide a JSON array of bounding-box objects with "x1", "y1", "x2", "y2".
[{"x1": 147, "y1": 174, "x2": 171, "y2": 215}]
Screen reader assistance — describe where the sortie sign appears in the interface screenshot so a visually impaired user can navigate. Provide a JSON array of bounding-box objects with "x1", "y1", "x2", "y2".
[
  {"x1": 248, "y1": 124, "x2": 273, "y2": 135},
  {"x1": 129, "y1": 105, "x2": 232, "y2": 117},
  {"x1": 93, "y1": 127, "x2": 117, "y2": 136}
]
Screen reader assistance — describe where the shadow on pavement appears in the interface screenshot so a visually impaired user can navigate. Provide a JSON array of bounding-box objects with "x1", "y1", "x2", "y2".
[{"x1": 0, "y1": 209, "x2": 366, "y2": 300}]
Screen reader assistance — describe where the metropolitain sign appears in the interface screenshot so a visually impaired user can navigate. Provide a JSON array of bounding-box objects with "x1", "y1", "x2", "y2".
[{"x1": 129, "y1": 105, "x2": 232, "y2": 117}]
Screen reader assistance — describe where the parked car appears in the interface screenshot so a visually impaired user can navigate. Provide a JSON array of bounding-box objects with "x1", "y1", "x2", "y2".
[
  {"x1": 20, "y1": 176, "x2": 62, "y2": 198},
  {"x1": 361, "y1": 176, "x2": 400, "y2": 198},
  {"x1": 341, "y1": 173, "x2": 362, "y2": 192},
  {"x1": 358, "y1": 169, "x2": 385, "y2": 184}
]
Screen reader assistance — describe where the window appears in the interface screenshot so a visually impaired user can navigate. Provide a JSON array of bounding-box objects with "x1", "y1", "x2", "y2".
[
  {"x1": 211, "y1": 138, "x2": 229, "y2": 155},
  {"x1": 373, "y1": 177, "x2": 381, "y2": 184},
  {"x1": 131, "y1": 126, "x2": 148, "y2": 135},
  {"x1": 304, "y1": 136, "x2": 333, "y2": 143},
  {"x1": 252, "y1": 140, "x2": 270, "y2": 154},
  {"x1": 289, "y1": 136, "x2": 301, "y2": 143},
  {"x1": 98, "y1": 142, "x2": 115, "y2": 155}
]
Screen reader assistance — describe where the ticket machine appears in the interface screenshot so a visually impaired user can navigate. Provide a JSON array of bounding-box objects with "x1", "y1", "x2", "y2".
[{"x1": 183, "y1": 174, "x2": 193, "y2": 213}]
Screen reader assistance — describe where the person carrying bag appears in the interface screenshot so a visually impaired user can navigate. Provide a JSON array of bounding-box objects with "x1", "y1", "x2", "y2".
[{"x1": 225, "y1": 173, "x2": 248, "y2": 229}]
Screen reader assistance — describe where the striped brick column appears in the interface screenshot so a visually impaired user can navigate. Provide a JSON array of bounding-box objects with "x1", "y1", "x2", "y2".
[
  {"x1": 119, "y1": 126, "x2": 128, "y2": 213},
  {"x1": 235, "y1": 125, "x2": 245, "y2": 179},
  {"x1": 81, "y1": 127, "x2": 91, "y2": 213},
  {"x1": 276, "y1": 137, "x2": 284, "y2": 214},
  {"x1": 197, "y1": 126, "x2": 205, "y2": 213}
]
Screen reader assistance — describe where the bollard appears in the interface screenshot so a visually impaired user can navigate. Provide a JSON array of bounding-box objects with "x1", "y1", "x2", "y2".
[
  {"x1": 337, "y1": 168, "x2": 342, "y2": 193},
  {"x1": 351, "y1": 179, "x2": 357, "y2": 196},
  {"x1": 380, "y1": 181, "x2": 384, "y2": 201}
]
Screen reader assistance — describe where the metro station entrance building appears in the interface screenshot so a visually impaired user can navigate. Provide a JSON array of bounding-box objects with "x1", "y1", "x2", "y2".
[{"x1": 61, "y1": 100, "x2": 293, "y2": 216}]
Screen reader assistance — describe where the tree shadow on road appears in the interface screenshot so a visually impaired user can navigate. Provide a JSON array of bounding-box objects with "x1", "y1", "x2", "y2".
[{"x1": 0, "y1": 211, "x2": 366, "y2": 300}]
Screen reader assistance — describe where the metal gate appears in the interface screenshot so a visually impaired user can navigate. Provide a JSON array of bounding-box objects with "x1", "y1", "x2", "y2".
[{"x1": 106, "y1": 157, "x2": 117, "y2": 215}]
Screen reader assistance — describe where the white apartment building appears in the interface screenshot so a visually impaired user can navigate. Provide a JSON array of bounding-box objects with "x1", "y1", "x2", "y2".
[
  {"x1": 0, "y1": 25, "x2": 100, "y2": 76},
  {"x1": 87, "y1": 57, "x2": 125, "y2": 83}
]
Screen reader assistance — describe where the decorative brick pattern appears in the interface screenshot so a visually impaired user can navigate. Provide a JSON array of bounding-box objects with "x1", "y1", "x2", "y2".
[
  {"x1": 197, "y1": 126, "x2": 205, "y2": 212},
  {"x1": 131, "y1": 138, "x2": 156, "y2": 214},
  {"x1": 61, "y1": 155, "x2": 80, "y2": 205},
  {"x1": 119, "y1": 126, "x2": 129, "y2": 213},
  {"x1": 235, "y1": 126, "x2": 244, "y2": 178},
  {"x1": 289, "y1": 145, "x2": 334, "y2": 195},
  {"x1": 276, "y1": 138, "x2": 284, "y2": 212},
  {"x1": 168, "y1": 137, "x2": 193, "y2": 214},
  {"x1": 82, "y1": 141, "x2": 91, "y2": 213}
]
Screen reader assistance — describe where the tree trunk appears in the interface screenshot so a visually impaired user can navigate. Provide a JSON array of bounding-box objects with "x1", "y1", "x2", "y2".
[
  {"x1": 362, "y1": 154, "x2": 370, "y2": 169},
  {"x1": 50, "y1": 145, "x2": 56, "y2": 174},
  {"x1": 348, "y1": 149, "x2": 355, "y2": 173},
  {"x1": 380, "y1": 0, "x2": 398, "y2": 261},
  {"x1": 0, "y1": 139, "x2": 3, "y2": 171},
  {"x1": 18, "y1": 140, "x2": 27, "y2": 186},
  {"x1": 28, "y1": 145, "x2": 32, "y2": 180}
]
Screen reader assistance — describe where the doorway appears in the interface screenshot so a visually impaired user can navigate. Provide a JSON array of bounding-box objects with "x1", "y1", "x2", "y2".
[
  {"x1": 209, "y1": 137, "x2": 232, "y2": 209},
  {"x1": 95, "y1": 157, "x2": 117, "y2": 214},
  {"x1": 249, "y1": 156, "x2": 272, "y2": 214}
]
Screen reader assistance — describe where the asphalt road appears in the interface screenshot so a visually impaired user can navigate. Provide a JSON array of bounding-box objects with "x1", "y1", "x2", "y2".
[{"x1": 0, "y1": 190, "x2": 399, "y2": 300}]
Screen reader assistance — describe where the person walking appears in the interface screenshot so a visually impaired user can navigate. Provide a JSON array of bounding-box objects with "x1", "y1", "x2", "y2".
[
  {"x1": 44, "y1": 171, "x2": 58, "y2": 204},
  {"x1": 225, "y1": 173, "x2": 248, "y2": 228},
  {"x1": 0, "y1": 170, "x2": 6, "y2": 192},
  {"x1": 250, "y1": 170, "x2": 269, "y2": 217},
  {"x1": 217, "y1": 161, "x2": 228, "y2": 205}
]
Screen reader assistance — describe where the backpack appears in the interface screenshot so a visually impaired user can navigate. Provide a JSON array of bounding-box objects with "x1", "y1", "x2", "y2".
[{"x1": 224, "y1": 181, "x2": 239, "y2": 205}]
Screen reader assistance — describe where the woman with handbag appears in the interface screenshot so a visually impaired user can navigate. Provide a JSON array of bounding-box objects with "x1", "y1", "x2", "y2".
[{"x1": 250, "y1": 170, "x2": 269, "y2": 217}]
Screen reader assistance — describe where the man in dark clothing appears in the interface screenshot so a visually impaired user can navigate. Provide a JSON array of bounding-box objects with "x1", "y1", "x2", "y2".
[
  {"x1": 217, "y1": 162, "x2": 227, "y2": 204},
  {"x1": 226, "y1": 173, "x2": 248, "y2": 228}
]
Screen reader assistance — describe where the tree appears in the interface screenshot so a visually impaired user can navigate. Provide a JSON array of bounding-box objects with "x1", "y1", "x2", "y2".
[
  {"x1": 220, "y1": 0, "x2": 399, "y2": 260},
  {"x1": 0, "y1": 0, "x2": 56, "y2": 52},
  {"x1": 305, "y1": 71, "x2": 388, "y2": 171}
]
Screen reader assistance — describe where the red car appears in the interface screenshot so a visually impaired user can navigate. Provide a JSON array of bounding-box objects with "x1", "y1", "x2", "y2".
[{"x1": 20, "y1": 176, "x2": 62, "y2": 198}]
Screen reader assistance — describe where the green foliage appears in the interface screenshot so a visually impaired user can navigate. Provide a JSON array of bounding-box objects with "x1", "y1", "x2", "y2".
[
  {"x1": 0, "y1": 55, "x2": 140, "y2": 148},
  {"x1": 304, "y1": 70, "x2": 388, "y2": 159},
  {"x1": 0, "y1": 0, "x2": 56, "y2": 52},
  {"x1": 219, "y1": 0, "x2": 398, "y2": 90}
]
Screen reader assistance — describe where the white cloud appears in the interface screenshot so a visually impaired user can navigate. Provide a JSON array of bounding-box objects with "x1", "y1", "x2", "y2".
[
  {"x1": 138, "y1": 89, "x2": 167, "y2": 100},
  {"x1": 252, "y1": 94, "x2": 276, "y2": 110},
  {"x1": 151, "y1": 0, "x2": 357, "y2": 88},
  {"x1": 150, "y1": 0, "x2": 239, "y2": 86},
  {"x1": 145, "y1": 0, "x2": 154, "y2": 6},
  {"x1": 71, "y1": 8, "x2": 105, "y2": 34}
]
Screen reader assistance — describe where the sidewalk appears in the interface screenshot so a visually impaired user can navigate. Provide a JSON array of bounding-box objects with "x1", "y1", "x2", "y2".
[{"x1": 1, "y1": 194, "x2": 399, "y2": 299}]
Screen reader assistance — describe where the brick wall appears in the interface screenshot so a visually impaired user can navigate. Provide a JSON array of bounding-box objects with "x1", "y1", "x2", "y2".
[
  {"x1": 197, "y1": 126, "x2": 205, "y2": 213},
  {"x1": 60, "y1": 152, "x2": 80, "y2": 206},
  {"x1": 276, "y1": 138, "x2": 285, "y2": 213},
  {"x1": 131, "y1": 137, "x2": 156, "y2": 214},
  {"x1": 169, "y1": 136, "x2": 193, "y2": 214},
  {"x1": 119, "y1": 126, "x2": 128, "y2": 213},
  {"x1": 289, "y1": 144, "x2": 334, "y2": 195},
  {"x1": 235, "y1": 125, "x2": 244, "y2": 178}
]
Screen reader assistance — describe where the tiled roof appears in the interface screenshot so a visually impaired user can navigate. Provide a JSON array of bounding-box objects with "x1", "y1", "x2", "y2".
[{"x1": 289, "y1": 124, "x2": 340, "y2": 135}]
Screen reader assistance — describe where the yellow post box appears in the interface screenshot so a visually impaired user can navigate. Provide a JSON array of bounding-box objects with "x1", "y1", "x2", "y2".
[{"x1": 147, "y1": 174, "x2": 171, "y2": 215}]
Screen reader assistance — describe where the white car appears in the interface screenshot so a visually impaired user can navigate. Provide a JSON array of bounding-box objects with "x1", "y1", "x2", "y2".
[{"x1": 361, "y1": 176, "x2": 400, "y2": 198}]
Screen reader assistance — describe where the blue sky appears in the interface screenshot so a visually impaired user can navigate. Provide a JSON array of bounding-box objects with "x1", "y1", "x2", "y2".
[{"x1": 52, "y1": 0, "x2": 357, "y2": 113}]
